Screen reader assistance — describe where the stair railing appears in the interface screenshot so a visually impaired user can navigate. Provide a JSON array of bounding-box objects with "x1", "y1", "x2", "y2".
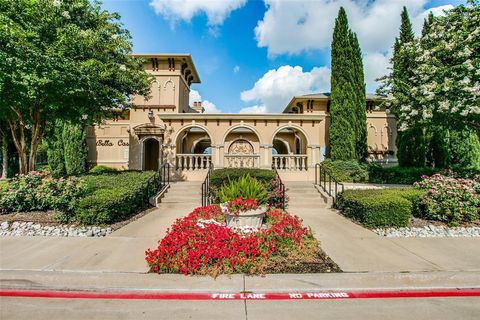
[
  {"x1": 273, "y1": 168, "x2": 286, "y2": 210},
  {"x1": 159, "y1": 162, "x2": 171, "y2": 193},
  {"x1": 201, "y1": 162, "x2": 214, "y2": 206},
  {"x1": 314, "y1": 163, "x2": 344, "y2": 204}
]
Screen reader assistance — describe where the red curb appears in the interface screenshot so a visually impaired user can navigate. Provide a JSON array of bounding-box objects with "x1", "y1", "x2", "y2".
[{"x1": 1, "y1": 289, "x2": 480, "y2": 300}]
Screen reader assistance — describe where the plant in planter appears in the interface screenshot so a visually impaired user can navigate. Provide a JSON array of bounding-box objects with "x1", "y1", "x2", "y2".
[
  {"x1": 221, "y1": 197, "x2": 266, "y2": 229},
  {"x1": 218, "y1": 174, "x2": 268, "y2": 205}
]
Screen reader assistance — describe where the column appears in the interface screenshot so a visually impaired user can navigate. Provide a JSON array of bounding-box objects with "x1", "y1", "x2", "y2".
[{"x1": 260, "y1": 144, "x2": 272, "y2": 169}]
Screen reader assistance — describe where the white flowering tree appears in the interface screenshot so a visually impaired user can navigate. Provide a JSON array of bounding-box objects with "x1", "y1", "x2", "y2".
[{"x1": 394, "y1": 1, "x2": 480, "y2": 140}]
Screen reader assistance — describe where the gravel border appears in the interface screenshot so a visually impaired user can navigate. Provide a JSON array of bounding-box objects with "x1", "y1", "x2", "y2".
[
  {"x1": 373, "y1": 225, "x2": 480, "y2": 238},
  {"x1": 0, "y1": 221, "x2": 112, "y2": 237}
]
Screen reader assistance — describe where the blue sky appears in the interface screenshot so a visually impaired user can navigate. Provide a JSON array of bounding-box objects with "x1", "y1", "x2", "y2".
[{"x1": 102, "y1": 0, "x2": 465, "y2": 113}]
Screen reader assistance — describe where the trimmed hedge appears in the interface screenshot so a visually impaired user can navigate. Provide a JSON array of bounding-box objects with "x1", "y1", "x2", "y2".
[
  {"x1": 88, "y1": 165, "x2": 120, "y2": 175},
  {"x1": 210, "y1": 168, "x2": 276, "y2": 188},
  {"x1": 70, "y1": 171, "x2": 159, "y2": 225},
  {"x1": 368, "y1": 165, "x2": 438, "y2": 185},
  {"x1": 336, "y1": 188, "x2": 425, "y2": 227},
  {"x1": 321, "y1": 159, "x2": 368, "y2": 182}
]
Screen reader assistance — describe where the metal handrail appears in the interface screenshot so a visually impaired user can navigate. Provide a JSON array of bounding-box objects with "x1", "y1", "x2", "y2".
[
  {"x1": 159, "y1": 162, "x2": 171, "y2": 192},
  {"x1": 273, "y1": 168, "x2": 286, "y2": 210},
  {"x1": 201, "y1": 162, "x2": 214, "y2": 206},
  {"x1": 314, "y1": 163, "x2": 344, "y2": 204}
]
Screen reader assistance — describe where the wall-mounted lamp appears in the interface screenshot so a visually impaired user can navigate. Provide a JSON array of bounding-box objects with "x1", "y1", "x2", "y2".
[{"x1": 147, "y1": 110, "x2": 154, "y2": 119}]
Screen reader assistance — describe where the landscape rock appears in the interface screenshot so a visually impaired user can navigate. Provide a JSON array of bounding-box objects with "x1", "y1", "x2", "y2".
[
  {"x1": 0, "y1": 222, "x2": 113, "y2": 238},
  {"x1": 373, "y1": 224, "x2": 480, "y2": 238}
]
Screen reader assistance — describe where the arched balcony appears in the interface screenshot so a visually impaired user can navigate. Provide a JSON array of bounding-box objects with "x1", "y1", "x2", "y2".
[
  {"x1": 223, "y1": 126, "x2": 261, "y2": 168},
  {"x1": 271, "y1": 127, "x2": 308, "y2": 171},
  {"x1": 175, "y1": 126, "x2": 212, "y2": 171}
]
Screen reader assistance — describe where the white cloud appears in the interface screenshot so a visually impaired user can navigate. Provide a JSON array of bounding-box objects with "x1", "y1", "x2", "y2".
[
  {"x1": 189, "y1": 89, "x2": 202, "y2": 102},
  {"x1": 254, "y1": 0, "x2": 454, "y2": 91},
  {"x1": 240, "y1": 65, "x2": 331, "y2": 113},
  {"x1": 189, "y1": 89, "x2": 221, "y2": 113},
  {"x1": 233, "y1": 65, "x2": 240, "y2": 73},
  {"x1": 150, "y1": 0, "x2": 246, "y2": 26},
  {"x1": 239, "y1": 105, "x2": 268, "y2": 114}
]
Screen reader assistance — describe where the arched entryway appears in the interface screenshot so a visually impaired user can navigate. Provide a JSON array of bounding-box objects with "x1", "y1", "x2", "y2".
[{"x1": 143, "y1": 138, "x2": 160, "y2": 171}]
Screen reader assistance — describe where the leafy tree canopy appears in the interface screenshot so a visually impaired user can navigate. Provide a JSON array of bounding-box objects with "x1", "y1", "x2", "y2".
[{"x1": 0, "y1": 0, "x2": 151, "y2": 173}]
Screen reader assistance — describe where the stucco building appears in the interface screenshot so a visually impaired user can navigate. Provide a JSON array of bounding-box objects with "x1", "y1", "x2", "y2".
[{"x1": 87, "y1": 54, "x2": 397, "y2": 181}]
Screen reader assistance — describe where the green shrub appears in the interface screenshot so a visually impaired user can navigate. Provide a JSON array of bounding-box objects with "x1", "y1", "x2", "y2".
[
  {"x1": 336, "y1": 188, "x2": 425, "y2": 228},
  {"x1": 0, "y1": 172, "x2": 85, "y2": 214},
  {"x1": 72, "y1": 171, "x2": 159, "y2": 224},
  {"x1": 47, "y1": 120, "x2": 66, "y2": 178},
  {"x1": 415, "y1": 174, "x2": 479, "y2": 225},
  {"x1": 368, "y1": 165, "x2": 438, "y2": 184},
  {"x1": 0, "y1": 180, "x2": 10, "y2": 192},
  {"x1": 88, "y1": 165, "x2": 120, "y2": 175},
  {"x1": 210, "y1": 168, "x2": 276, "y2": 188},
  {"x1": 63, "y1": 122, "x2": 88, "y2": 176},
  {"x1": 218, "y1": 174, "x2": 268, "y2": 205},
  {"x1": 321, "y1": 159, "x2": 368, "y2": 182}
]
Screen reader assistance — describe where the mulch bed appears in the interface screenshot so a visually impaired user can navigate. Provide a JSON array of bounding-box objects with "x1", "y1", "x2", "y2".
[{"x1": 262, "y1": 250, "x2": 342, "y2": 274}]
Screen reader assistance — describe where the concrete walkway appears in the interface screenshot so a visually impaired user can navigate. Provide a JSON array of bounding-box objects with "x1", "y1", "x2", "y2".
[{"x1": 285, "y1": 181, "x2": 480, "y2": 273}]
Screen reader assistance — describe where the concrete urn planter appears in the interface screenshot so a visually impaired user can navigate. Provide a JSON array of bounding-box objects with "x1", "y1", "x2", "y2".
[{"x1": 224, "y1": 207, "x2": 266, "y2": 229}]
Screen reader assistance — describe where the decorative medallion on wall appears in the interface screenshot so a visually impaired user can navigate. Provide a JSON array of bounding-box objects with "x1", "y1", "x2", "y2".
[
  {"x1": 227, "y1": 139, "x2": 255, "y2": 168},
  {"x1": 228, "y1": 139, "x2": 254, "y2": 155}
]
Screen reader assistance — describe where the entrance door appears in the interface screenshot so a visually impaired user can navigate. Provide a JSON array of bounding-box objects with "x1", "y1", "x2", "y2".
[{"x1": 144, "y1": 138, "x2": 160, "y2": 171}]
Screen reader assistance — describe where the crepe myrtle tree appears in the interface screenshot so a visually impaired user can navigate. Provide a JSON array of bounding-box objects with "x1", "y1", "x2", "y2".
[
  {"x1": 0, "y1": 0, "x2": 151, "y2": 174},
  {"x1": 393, "y1": 1, "x2": 480, "y2": 140}
]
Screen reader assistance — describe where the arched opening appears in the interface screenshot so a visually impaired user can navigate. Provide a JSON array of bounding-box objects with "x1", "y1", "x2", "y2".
[
  {"x1": 175, "y1": 126, "x2": 212, "y2": 170},
  {"x1": 144, "y1": 138, "x2": 160, "y2": 171},
  {"x1": 271, "y1": 127, "x2": 308, "y2": 171},
  {"x1": 223, "y1": 126, "x2": 261, "y2": 168},
  {"x1": 193, "y1": 139, "x2": 212, "y2": 154},
  {"x1": 273, "y1": 139, "x2": 289, "y2": 155}
]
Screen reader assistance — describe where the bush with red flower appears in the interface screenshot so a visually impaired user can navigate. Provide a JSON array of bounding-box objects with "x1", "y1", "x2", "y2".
[
  {"x1": 145, "y1": 205, "x2": 339, "y2": 276},
  {"x1": 222, "y1": 197, "x2": 259, "y2": 215}
]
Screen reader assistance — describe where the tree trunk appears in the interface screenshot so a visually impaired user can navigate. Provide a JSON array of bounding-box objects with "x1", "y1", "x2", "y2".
[
  {"x1": 1, "y1": 133, "x2": 7, "y2": 180},
  {"x1": 28, "y1": 111, "x2": 45, "y2": 172},
  {"x1": 8, "y1": 119, "x2": 28, "y2": 175}
]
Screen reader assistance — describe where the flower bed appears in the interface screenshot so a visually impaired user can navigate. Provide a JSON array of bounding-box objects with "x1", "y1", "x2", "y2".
[{"x1": 145, "y1": 204, "x2": 340, "y2": 277}]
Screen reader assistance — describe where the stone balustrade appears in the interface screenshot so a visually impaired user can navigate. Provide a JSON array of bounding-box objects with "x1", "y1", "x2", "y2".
[
  {"x1": 272, "y1": 154, "x2": 308, "y2": 171},
  {"x1": 224, "y1": 154, "x2": 260, "y2": 168},
  {"x1": 176, "y1": 154, "x2": 212, "y2": 171}
]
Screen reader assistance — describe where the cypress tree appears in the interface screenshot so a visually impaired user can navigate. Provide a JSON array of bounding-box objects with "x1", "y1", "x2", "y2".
[
  {"x1": 392, "y1": 7, "x2": 427, "y2": 167},
  {"x1": 329, "y1": 7, "x2": 357, "y2": 161},
  {"x1": 349, "y1": 31, "x2": 368, "y2": 162},
  {"x1": 47, "y1": 120, "x2": 66, "y2": 178},
  {"x1": 63, "y1": 122, "x2": 88, "y2": 176}
]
